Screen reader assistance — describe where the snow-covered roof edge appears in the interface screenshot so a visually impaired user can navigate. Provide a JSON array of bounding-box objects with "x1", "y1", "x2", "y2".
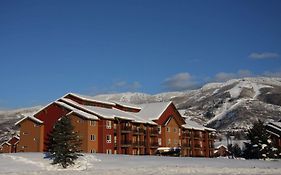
[
  {"x1": 65, "y1": 93, "x2": 116, "y2": 106},
  {"x1": 15, "y1": 115, "x2": 43, "y2": 126}
]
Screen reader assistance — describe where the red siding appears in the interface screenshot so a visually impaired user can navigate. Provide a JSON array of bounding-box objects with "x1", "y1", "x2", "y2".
[
  {"x1": 98, "y1": 119, "x2": 114, "y2": 153},
  {"x1": 156, "y1": 103, "x2": 185, "y2": 126},
  {"x1": 35, "y1": 103, "x2": 69, "y2": 150}
]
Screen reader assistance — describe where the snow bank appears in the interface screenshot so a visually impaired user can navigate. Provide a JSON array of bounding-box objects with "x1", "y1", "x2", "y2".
[{"x1": 0, "y1": 153, "x2": 280, "y2": 175}]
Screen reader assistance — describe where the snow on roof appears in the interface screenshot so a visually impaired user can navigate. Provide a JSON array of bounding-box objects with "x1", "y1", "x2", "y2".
[
  {"x1": 0, "y1": 142, "x2": 11, "y2": 146},
  {"x1": 15, "y1": 114, "x2": 43, "y2": 126},
  {"x1": 134, "y1": 101, "x2": 172, "y2": 121},
  {"x1": 60, "y1": 98, "x2": 156, "y2": 125},
  {"x1": 215, "y1": 144, "x2": 228, "y2": 149},
  {"x1": 66, "y1": 93, "x2": 116, "y2": 106},
  {"x1": 270, "y1": 122, "x2": 281, "y2": 129},
  {"x1": 182, "y1": 120, "x2": 215, "y2": 131},
  {"x1": 55, "y1": 100, "x2": 99, "y2": 120},
  {"x1": 111, "y1": 100, "x2": 142, "y2": 110}
]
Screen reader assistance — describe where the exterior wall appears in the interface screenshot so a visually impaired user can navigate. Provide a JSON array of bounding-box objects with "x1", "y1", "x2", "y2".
[
  {"x1": 69, "y1": 114, "x2": 99, "y2": 153},
  {"x1": 98, "y1": 119, "x2": 114, "y2": 154},
  {"x1": 0, "y1": 143, "x2": 11, "y2": 153},
  {"x1": 162, "y1": 117, "x2": 180, "y2": 147},
  {"x1": 35, "y1": 103, "x2": 69, "y2": 150},
  {"x1": 8, "y1": 137, "x2": 19, "y2": 153},
  {"x1": 17, "y1": 119, "x2": 44, "y2": 152},
  {"x1": 214, "y1": 146, "x2": 228, "y2": 157}
]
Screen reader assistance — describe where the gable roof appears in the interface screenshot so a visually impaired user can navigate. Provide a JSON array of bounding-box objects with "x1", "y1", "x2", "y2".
[
  {"x1": 59, "y1": 98, "x2": 156, "y2": 125},
  {"x1": 134, "y1": 101, "x2": 172, "y2": 121},
  {"x1": 15, "y1": 114, "x2": 43, "y2": 126},
  {"x1": 266, "y1": 121, "x2": 281, "y2": 137},
  {"x1": 182, "y1": 120, "x2": 215, "y2": 131}
]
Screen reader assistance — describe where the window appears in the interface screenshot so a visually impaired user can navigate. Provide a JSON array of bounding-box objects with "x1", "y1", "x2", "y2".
[
  {"x1": 90, "y1": 120, "x2": 96, "y2": 126},
  {"x1": 33, "y1": 138, "x2": 37, "y2": 141},
  {"x1": 34, "y1": 124, "x2": 40, "y2": 127},
  {"x1": 179, "y1": 128, "x2": 181, "y2": 136},
  {"x1": 106, "y1": 135, "x2": 111, "y2": 143},
  {"x1": 158, "y1": 138, "x2": 162, "y2": 146},
  {"x1": 158, "y1": 126, "x2": 161, "y2": 134},
  {"x1": 90, "y1": 135, "x2": 96, "y2": 141},
  {"x1": 106, "y1": 149, "x2": 112, "y2": 154},
  {"x1": 90, "y1": 149, "x2": 96, "y2": 153},
  {"x1": 106, "y1": 120, "x2": 112, "y2": 129},
  {"x1": 174, "y1": 139, "x2": 178, "y2": 145},
  {"x1": 174, "y1": 127, "x2": 177, "y2": 133},
  {"x1": 23, "y1": 132, "x2": 28, "y2": 135},
  {"x1": 166, "y1": 127, "x2": 170, "y2": 132},
  {"x1": 167, "y1": 138, "x2": 171, "y2": 145}
]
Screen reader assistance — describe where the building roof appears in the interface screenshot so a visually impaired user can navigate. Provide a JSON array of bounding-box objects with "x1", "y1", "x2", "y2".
[
  {"x1": 65, "y1": 93, "x2": 116, "y2": 106},
  {"x1": 59, "y1": 98, "x2": 156, "y2": 125},
  {"x1": 182, "y1": 120, "x2": 215, "y2": 131},
  {"x1": 55, "y1": 100, "x2": 99, "y2": 120},
  {"x1": 266, "y1": 121, "x2": 281, "y2": 137},
  {"x1": 134, "y1": 101, "x2": 172, "y2": 121},
  {"x1": 15, "y1": 114, "x2": 43, "y2": 126}
]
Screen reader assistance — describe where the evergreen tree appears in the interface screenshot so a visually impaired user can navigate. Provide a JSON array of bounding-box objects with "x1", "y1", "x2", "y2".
[
  {"x1": 232, "y1": 143, "x2": 242, "y2": 157},
  {"x1": 243, "y1": 120, "x2": 280, "y2": 159},
  {"x1": 46, "y1": 116, "x2": 82, "y2": 168}
]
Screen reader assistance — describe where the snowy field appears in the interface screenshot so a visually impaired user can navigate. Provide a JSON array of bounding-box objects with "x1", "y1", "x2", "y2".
[{"x1": 0, "y1": 153, "x2": 280, "y2": 175}]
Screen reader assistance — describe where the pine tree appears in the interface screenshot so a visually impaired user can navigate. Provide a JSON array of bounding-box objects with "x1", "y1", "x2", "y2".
[
  {"x1": 46, "y1": 116, "x2": 82, "y2": 168},
  {"x1": 243, "y1": 120, "x2": 280, "y2": 159}
]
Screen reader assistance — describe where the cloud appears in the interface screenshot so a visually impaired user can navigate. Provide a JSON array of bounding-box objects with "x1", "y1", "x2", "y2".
[
  {"x1": 162, "y1": 72, "x2": 198, "y2": 91},
  {"x1": 112, "y1": 81, "x2": 141, "y2": 91},
  {"x1": 214, "y1": 70, "x2": 253, "y2": 82},
  {"x1": 249, "y1": 52, "x2": 279, "y2": 59},
  {"x1": 263, "y1": 71, "x2": 281, "y2": 78}
]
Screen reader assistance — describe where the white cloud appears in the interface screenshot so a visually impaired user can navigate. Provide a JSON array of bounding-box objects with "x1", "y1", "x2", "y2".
[
  {"x1": 249, "y1": 52, "x2": 279, "y2": 59},
  {"x1": 214, "y1": 70, "x2": 253, "y2": 82},
  {"x1": 162, "y1": 72, "x2": 198, "y2": 91},
  {"x1": 112, "y1": 81, "x2": 141, "y2": 91},
  {"x1": 263, "y1": 71, "x2": 281, "y2": 78}
]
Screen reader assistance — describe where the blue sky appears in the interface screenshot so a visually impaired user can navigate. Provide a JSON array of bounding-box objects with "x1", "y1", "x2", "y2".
[{"x1": 0, "y1": 0, "x2": 281, "y2": 108}]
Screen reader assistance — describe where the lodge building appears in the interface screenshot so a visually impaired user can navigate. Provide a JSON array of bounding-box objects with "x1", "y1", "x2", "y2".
[{"x1": 3, "y1": 93, "x2": 215, "y2": 157}]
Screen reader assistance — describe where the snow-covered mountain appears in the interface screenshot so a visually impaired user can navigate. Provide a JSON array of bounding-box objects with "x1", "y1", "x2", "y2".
[
  {"x1": 94, "y1": 77, "x2": 281, "y2": 132},
  {"x1": 1, "y1": 77, "x2": 281, "y2": 142},
  {"x1": 0, "y1": 106, "x2": 42, "y2": 142}
]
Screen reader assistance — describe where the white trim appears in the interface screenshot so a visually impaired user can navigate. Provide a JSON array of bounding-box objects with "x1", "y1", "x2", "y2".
[{"x1": 15, "y1": 115, "x2": 43, "y2": 126}]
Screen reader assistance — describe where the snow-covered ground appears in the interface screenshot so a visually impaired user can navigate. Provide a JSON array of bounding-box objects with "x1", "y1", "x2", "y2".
[{"x1": 0, "y1": 153, "x2": 280, "y2": 175}]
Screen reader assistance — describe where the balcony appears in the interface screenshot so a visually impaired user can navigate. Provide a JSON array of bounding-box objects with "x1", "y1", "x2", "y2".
[
  {"x1": 132, "y1": 141, "x2": 145, "y2": 147},
  {"x1": 194, "y1": 144, "x2": 203, "y2": 149},
  {"x1": 121, "y1": 140, "x2": 132, "y2": 147},
  {"x1": 182, "y1": 132, "x2": 191, "y2": 138},
  {"x1": 150, "y1": 129, "x2": 158, "y2": 136},
  {"x1": 132, "y1": 128, "x2": 145, "y2": 135},
  {"x1": 121, "y1": 125, "x2": 132, "y2": 133},
  {"x1": 181, "y1": 143, "x2": 191, "y2": 148},
  {"x1": 150, "y1": 142, "x2": 159, "y2": 148}
]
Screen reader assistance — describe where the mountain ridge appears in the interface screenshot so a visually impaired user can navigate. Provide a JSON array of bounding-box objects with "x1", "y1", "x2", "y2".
[{"x1": 1, "y1": 76, "x2": 281, "y2": 142}]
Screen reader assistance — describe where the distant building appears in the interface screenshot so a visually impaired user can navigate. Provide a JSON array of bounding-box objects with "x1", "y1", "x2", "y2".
[
  {"x1": 214, "y1": 144, "x2": 229, "y2": 157},
  {"x1": 0, "y1": 135, "x2": 19, "y2": 153},
  {"x1": 265, "y1": 121, "x2": 281, "y2": 149},
  {"x1": 13, "y1": 93, "x2": 215, "y2": 157}
]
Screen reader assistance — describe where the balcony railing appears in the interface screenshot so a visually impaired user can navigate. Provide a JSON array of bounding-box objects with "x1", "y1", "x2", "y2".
[
  {"x1": 150, "y1": 129, "x2": 158, "y2": 135},
  {"x1": 121, "y1": 125, "x2": 132, "y2": 132},
  {"x1": 132, "y1": 128, "x2": 145, "y2": 134},
  {"x1": 121, "y1": 140, "x2": 132, "y2": 146},
  {"x1": 150, "y1": 142, "x2": 159, "y2": 147},
  {"x1": 181, "y1": 143, "x2": 191, "y2": 147},
  {"x1": 182, "y1": 132, "x2": 191, "y2": 138},
  {"x1": 132, "y1": 141, "x2": 145, "y2": 146}
]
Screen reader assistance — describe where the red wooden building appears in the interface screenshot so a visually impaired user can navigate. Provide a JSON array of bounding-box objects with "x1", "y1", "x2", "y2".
[{"x1": 14, "y1": 93, "x2": 215, "y2": 157}]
